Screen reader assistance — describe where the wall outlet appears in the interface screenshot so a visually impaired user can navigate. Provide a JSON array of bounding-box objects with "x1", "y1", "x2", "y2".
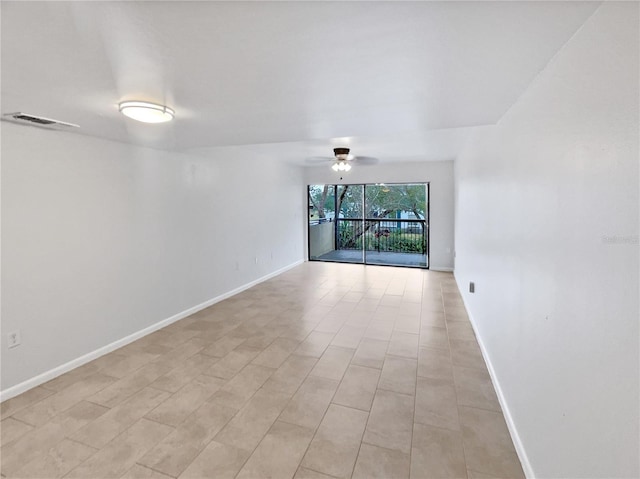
[
  {"x1": 7, "y1": 330, "x2": 21, "y2": 349},
  {"x1": 469, "y1": 282, "x2": 475, "y2": 293}
]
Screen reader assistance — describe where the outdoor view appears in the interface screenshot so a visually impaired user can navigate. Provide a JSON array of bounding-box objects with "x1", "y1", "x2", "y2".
[{"x1": 308, "y1": 183, "x2": 428, "y2": 268}]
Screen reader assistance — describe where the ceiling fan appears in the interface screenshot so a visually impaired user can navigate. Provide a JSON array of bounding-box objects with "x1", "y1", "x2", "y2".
[{"x1": 306, "y1": 147, "x2": 379, "y2": 171}]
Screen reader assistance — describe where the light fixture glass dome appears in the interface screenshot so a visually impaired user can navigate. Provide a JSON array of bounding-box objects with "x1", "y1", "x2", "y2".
[
  {"x1": 118, "y1": 101, "x2": 174, "y2": 123},
  {"x1": 332, "y1": 160, "x2": 351, "y2": 172}
]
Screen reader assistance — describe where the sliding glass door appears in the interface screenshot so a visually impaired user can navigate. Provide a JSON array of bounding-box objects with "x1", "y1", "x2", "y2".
[{"x1": 308, "y1": 183, "x2": 428, "y2": 268}]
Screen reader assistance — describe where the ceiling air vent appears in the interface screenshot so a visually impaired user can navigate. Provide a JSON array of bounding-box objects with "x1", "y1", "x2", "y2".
[{"x1": 3, "y1": 112, "x2": 79, "y2": 129}]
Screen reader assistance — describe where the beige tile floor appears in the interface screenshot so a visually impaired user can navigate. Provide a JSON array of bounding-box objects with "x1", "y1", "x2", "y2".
[{"x1": 1, "y1": 262, "x2": 525, "y2": 479}]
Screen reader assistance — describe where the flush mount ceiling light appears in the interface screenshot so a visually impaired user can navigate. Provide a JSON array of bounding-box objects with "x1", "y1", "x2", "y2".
[{"x1": 118, "y1": 101, "x2": 174, "y2": 123}]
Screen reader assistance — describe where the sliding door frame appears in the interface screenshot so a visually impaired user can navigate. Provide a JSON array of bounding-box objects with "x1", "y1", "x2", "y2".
[{"x1": 307, "y1": 182, "x2": 429, "y2": 269}]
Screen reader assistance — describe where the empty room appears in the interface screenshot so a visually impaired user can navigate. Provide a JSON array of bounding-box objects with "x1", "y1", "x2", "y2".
[{"x1": 1, "y1": 1, "x2": 638, "y2": 479}]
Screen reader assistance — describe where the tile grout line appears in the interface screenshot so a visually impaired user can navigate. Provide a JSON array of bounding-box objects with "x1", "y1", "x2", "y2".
[
  {"x1": 282, "y1": 343, "x2": 344, "y2": 477},
  {"x1": 442, "y1": 278, "x2": 471, "y2": 479},
  {"x1": 1, "y1": 415, "x2": 36, "y2": 429},
  {"x1": 349, "y1": 290, "x2": 392, "y2": 478},
  {"x1": 3, "y1": 265, "x2": 513, "y2": 479},
  {"x1": 292, "y1": 289, "x2": 387, "y2": 479},
  {"x1": 230, "y1": 295, "x2": 338, "y2": 479}
]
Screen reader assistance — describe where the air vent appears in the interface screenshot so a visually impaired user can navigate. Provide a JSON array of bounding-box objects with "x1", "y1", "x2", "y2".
[
  {"x1": 3, "y1": 112, "x2": 79, "y2": 129},
  {"x1": 13, "y1": 114, "x2": 56, "y2": 125}
]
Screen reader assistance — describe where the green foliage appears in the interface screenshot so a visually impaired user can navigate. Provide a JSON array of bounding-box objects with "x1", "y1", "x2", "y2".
[
  {"x1": 338, "y1": 222, "x2": 425, "y2": 254},
  {"x1": 309, "y1": 183, "x2": 427, "y2": 220},
  {"x1": 364, "y1": 230, "x2": 425, "y2": 253},
  {"x1": 311, "y1": 183, "x2": 427, "y2": 254},
  {"x1": 337, "y1": 221, "x2": 362, "y2": 250},
  {"x1": 308, "y1": 185, "x2": 335, "y2": 219},
  {"x1": 336, "y1": 185, "x2": 363, "y2": 218},
  {"x1": 365, "y1": 184, "x2": 426, "y2": 219}
]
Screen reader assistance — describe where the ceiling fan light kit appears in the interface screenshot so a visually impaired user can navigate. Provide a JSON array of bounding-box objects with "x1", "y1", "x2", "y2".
[
  {"x1": 332, "y1": 160, "x2": 352, "y2": 171},
  {"x1": 332, "y1": 147, "x2": 353, "y2": 171}
]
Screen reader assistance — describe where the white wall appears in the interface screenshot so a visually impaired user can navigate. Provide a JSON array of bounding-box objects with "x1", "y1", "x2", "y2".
[
  {"x1": 1, "y1": 123, "x2": 304, "y2": 393},
  {"x1": 454, "y1": 3, "x2": 639, "y2": 478},
  {"x1": 305, "y1": 160, "x2": 455, "y2": 270}
]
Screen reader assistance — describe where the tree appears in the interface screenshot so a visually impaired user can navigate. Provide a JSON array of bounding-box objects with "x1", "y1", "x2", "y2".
[
  {"x1": 365, "y1": 184, "x2": 426, "y2": 219},
  {"x1": 336, "y1": 185, "x2": 359, "y2": 218},
  {"x1": 308, "y1": 185, "x2": 334, "y2": 219},
  {"x1": 310, "y1": 183, "x2": 427, "y2": 251},
  {"x1": 338, "y1": 184, "x2": 427, "y2": 249}
]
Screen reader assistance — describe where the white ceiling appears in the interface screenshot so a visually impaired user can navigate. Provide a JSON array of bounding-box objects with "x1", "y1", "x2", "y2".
[{"x1": 1, "y1": 1, "x2": 599, "y2": 163}]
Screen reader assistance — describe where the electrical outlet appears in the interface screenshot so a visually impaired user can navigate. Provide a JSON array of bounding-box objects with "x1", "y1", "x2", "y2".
[
  {"x1": 469, "y1": 282, "x2": 475, "y2": 293},
  {"x1": 7, "y1": 330, "x2": 21, "y2": 349}
]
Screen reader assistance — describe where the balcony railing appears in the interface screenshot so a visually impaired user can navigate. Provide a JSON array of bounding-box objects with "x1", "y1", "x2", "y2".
[{"x1": 337, "y1": 218, "x2": 426, "y2": 254}]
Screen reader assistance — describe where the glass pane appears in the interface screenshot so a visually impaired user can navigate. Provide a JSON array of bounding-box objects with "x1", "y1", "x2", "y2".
[
  {"x1": 364, "y1": 183, "x2": 428, "y2": 268},
  {"x1": 308, "y1": 185, "x2": 336, "y2": 261},
  {"x1": 334, "y1": 185, "x2": 364, "y2": 263}
]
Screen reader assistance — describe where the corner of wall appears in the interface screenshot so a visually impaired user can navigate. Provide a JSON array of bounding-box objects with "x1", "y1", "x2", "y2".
[{"x1": 453, "y1": 271, "x2": 535, "y2": 479}]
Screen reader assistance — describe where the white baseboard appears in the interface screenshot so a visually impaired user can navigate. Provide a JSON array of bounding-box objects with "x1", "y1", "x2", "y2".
[
  {"x1": 0, "y1": 259, "x2": 304, "y2": 402},
  {"x1": 430, "y1": 266, "x2": 454, "y2": 272},
  {"x1": 453, "y1": 272, "x2": 535, "y2": 479}
]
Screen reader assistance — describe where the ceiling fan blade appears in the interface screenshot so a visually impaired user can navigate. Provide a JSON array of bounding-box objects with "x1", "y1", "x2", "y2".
[
  {"x1": 305, "y1": 156, "x2": 333, "y2": 164},
  {"x1": 355, "y1": 156, "x2": 379, "y2": 165}
]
